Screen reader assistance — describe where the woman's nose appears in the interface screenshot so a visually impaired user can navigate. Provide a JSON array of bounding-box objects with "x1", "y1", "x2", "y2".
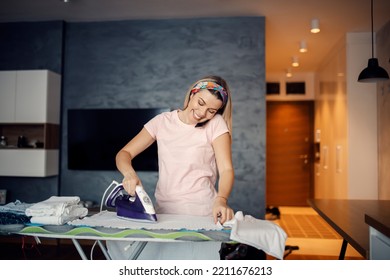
[{"x1": 198, "y1": 107, "x2": 207, "y2": 117}]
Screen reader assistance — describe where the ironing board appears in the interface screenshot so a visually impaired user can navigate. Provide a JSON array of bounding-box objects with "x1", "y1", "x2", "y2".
[{"x1": 0, "y1": 215, "x2": 232, "y2": 260}]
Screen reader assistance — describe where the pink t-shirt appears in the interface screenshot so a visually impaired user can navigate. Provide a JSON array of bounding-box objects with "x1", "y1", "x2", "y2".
[{"x1": 144, "y1": 110, "x2": 229, "y2": 216}]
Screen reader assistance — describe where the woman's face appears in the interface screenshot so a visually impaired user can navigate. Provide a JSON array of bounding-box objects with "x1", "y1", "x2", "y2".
[{"x1": 185, "y1": 89, "x2": 223, "y2": 125}]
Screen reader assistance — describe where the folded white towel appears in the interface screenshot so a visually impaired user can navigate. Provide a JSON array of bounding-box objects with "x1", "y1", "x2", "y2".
[
  {"x1": 225, "y1": 211, "x2": 287, "y2": 260},
  {"x1": 30, "y1": 206, "x2": 88, "y2": 225},
  {"x1": 25, "y1": 196, "x2": 80, "y2": 217}
]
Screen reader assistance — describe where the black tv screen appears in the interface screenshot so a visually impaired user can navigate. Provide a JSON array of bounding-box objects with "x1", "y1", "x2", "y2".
[{"x1": 67, "y1": 108, "x2": 169, "y2": 171}]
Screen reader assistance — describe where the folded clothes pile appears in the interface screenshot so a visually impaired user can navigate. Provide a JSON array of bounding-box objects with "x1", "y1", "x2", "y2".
[{"x1": 25, "y1": 196, "x2": 88, "y2": 225}]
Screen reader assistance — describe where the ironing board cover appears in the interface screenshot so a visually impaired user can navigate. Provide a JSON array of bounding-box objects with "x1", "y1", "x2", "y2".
[{"x1": 0, "y1": 211, "x2": 231, "y2": 242}]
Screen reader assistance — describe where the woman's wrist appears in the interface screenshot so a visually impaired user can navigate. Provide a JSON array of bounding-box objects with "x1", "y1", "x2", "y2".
[{"x1": 216, "y1": 195, "x2": 228, "y2": 201}]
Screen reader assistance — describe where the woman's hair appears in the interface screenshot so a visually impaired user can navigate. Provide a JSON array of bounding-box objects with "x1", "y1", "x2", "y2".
[{"x1": 182, "y1": 75, "x2": 233, "y2": 134}]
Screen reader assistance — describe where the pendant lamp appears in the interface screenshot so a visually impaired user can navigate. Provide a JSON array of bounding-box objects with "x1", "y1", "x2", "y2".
[{"x1": 358, "y1": 0, "x2": 389, "y2": 83}]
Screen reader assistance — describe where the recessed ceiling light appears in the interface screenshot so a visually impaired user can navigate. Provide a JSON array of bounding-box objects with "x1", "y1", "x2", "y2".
[
  {"x1": 299, "y1": 40, "x2": 308, "y2": 53},
  {"x1": 311, "y1": 19, "x2": 320, "y2": 33},
  {"x1": 292, "y1": 56, "x2": 299, "y2": 67}
]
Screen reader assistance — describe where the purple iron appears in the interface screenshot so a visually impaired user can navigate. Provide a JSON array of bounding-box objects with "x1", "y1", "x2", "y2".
[{"x1": 105, "y1": 182, "x2": 157, "y2": 223}]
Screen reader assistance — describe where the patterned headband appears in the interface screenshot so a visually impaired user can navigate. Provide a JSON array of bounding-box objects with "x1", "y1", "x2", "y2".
[{"x1": 190, "y1": 81, "x2": 228, "y2": 106}]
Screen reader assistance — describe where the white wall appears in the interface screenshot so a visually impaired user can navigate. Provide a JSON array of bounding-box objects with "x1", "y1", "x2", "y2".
[{"x1": 346, "y1": 33, "x2": 378, "y2": 199}]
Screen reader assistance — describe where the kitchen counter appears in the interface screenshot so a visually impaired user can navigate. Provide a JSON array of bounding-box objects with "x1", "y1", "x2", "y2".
[{"x1": 365, "y1": 211, "x2": 390, "y2": 239}]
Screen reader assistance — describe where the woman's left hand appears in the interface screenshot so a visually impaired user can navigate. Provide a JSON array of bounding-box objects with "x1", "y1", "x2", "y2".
[{"x1": 213, "y1": 196, "x2": 234, "y2": 224}]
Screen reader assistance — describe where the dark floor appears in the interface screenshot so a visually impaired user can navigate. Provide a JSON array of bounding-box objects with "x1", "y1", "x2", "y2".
[{"x1": 0, "y1": 236, "x2": 106, "y2": 260}]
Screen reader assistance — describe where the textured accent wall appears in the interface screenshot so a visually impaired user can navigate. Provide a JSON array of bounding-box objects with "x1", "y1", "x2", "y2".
[
  {"x1": 61, "y1": 17, "x2": 266, "y2": 217},
  {"x1": 0, "y1": 21, "x2": 63, "y2": 73}
]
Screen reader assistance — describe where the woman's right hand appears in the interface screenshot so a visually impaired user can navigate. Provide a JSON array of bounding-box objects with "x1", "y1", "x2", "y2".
[
  {"x1": 116, "y1": 128, "x2": 155, "y2": 196},
  {"x1": 122, "y1": 172, "x2": 141, "y2": 196}
]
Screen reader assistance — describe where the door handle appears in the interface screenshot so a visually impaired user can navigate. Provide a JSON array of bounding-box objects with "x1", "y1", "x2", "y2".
[{"x1": 299, "y1": 154, "x2": 308, "y2": 164}]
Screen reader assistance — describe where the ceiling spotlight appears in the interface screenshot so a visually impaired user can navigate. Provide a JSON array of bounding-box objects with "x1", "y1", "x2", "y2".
[
  {"x1": 358, "y1": 0, "x2": 389, "y2": 82},
  {"x1": 311, "y1": 18, "x2": 320, "y2": 33},
  {"x1": 286, "y1": 68, "x2": 293, "y2": 78},
  {"x1": 299, "y1": 40, "x2": 308, "y2": 53},
  {"x1": 292, "y1": 56, "x2": 299, "y2": 67}
]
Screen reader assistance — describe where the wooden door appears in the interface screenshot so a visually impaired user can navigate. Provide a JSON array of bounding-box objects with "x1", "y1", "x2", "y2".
[{"x1": 266, "y1": 101, "x2": 314, "y2": 206}]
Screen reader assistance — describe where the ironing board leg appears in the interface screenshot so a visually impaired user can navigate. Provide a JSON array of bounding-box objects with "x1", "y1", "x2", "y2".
[
  {"x1": 97, "y1": 240, "x2": 112, "y2": 260},
  {"x1": 72, "y1": 238, "x2": 88, "y2": 260},
  {"x1": 128, "y1": 241, "x2": 148, "y2": 260}
]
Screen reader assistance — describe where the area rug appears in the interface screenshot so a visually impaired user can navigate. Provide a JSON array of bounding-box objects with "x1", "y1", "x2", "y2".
[{"x1": 277, "y1": 214, "x2": 341, "y2": 239}]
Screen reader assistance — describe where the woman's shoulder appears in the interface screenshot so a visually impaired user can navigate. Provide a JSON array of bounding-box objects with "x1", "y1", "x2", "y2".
[
  {"x1": 208, "y1": 113, "x2": 226, "y2": 126},
  {"x1": 151, "y1": 109, "x2": 175, "y2": 119},
  {"x1": 204, "y1": 114, "x2": 228, "y2": 132},
  {"x1": 147, "y1": 110, "x2": 177, "y2": 126}
]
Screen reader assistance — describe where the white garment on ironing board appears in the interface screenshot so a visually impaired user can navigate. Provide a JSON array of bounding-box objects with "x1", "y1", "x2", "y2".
[{"x1": 107, "y1": 110, "x2": 229, "y2": 260}]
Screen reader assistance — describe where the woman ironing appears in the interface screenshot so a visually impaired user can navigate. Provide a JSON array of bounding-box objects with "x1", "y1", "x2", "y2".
[{"x1": 108, "y1": 75, "x2": 235, "y2": 259}]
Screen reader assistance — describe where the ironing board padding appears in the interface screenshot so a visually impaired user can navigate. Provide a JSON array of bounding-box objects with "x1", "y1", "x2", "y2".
[{"x1": 68, "y1": 211, "x2": 226, "y2": 231}]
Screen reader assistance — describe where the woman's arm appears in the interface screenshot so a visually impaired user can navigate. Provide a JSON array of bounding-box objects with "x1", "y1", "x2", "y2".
[
  {"x1": 212, "y1": 132, "x2": 235, "y2": 224},
  {"x1": 116, "y1": 127, "x2": 155, "y2": 195}
]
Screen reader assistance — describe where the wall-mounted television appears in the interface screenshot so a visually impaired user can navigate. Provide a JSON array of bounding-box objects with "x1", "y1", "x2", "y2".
[{"x1": 67, "y1": 108, "x2": 170, "y2": 171}]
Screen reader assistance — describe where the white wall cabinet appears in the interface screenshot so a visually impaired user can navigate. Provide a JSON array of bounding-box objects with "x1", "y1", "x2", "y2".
[
  {"x1": 0, "y1": 70, "x2": 61, "y2": 177},
  {"x1": 0, "y1": 149, "x2": 59, "y2": 177},
  {"x1": 0, "y1": 70, "x2": 61, "y2": 124},
  {"x1": 0, "y1": 71, "x2": 17, "y2": 123}
]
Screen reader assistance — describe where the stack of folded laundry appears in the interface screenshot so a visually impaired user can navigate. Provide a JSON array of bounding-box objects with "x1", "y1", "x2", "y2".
[{"x1": 25, "y1": 196, "x2": 88, "y2": 225}]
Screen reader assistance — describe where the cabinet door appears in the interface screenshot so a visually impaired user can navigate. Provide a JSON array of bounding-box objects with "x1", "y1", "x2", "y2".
[
  {"x1": 0, "y1": 149, "x2": 59, "y2": 177},
  {"x1": 0, "y1": 71, "x2": 17, "y2": 122},
  {"x1": 15, "y1": 70, "x2": 49, "y2": 123}
]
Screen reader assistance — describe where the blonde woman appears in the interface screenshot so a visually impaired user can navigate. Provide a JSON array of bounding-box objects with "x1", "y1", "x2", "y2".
[{"x1": 110, "y1": 75, "x2": 235, "y2": 259}]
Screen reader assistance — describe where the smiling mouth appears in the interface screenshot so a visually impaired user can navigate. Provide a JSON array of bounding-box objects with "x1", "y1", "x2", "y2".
[{"x1": 192, "y1": 110, "x2": 204, "y2": 121}]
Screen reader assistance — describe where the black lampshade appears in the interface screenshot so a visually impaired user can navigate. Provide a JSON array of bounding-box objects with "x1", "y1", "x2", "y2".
[
  {"x1": 358, "y1": 0, "x2": 390, "y2": 83},
  {"x1": 358, "y1": 58, "x2": 390, "y2": 83}
]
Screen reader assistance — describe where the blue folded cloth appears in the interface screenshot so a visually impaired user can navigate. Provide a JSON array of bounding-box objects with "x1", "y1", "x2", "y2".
[
  {"x1": 0, "y1": 211, "x2": 30, "y2": 225},
  {"x1": 0, "y1": 200, "x2": 33, "y2": 225}
]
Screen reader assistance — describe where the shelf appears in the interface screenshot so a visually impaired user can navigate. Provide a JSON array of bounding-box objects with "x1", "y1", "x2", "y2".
[{"x1": 0, "y1": 123, "x2": 59, "y2": 149}]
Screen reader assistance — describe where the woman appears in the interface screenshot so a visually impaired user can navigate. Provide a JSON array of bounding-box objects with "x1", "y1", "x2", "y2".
[{"x1": 108, "y1": 75, "x2": 235, "y2": 259}]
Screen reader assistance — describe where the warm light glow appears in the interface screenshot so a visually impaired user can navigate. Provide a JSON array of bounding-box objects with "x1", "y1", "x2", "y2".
[
  {"x1": 286, "y1": 69, "x2": 292, "y2": 78},
  {"x1": 291, "y1": 56, "x2": 299, "y2": 67},
  {"x1": 311, "y1": 18, "x2": 320, "y2": 33},
  {"x1": 299, "y1": 40, "x2": 307, "y2": 53}
]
